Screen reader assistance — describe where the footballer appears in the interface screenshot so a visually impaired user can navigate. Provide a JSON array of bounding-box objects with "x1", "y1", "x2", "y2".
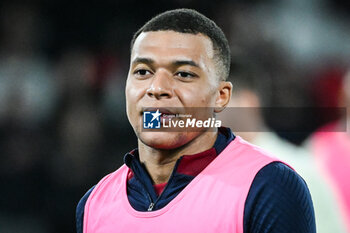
[{"x1": 76, "y1": 9, "x2": 316, "y2": 233}]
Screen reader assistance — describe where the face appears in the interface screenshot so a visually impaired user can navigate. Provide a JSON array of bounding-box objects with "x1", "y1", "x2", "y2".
[{"x1": 125, "y1": 31, "x2": 231, "y2": 149}]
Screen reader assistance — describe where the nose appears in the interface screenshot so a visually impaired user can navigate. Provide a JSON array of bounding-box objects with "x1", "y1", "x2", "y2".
[{"x1": 146, "y1": 71, "x2": 173, "y2": 99}]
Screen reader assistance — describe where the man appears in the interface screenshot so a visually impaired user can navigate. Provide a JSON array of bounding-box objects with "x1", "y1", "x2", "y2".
[{"x1": 76, "y1": 9, "x2": 315, "y2": 233}]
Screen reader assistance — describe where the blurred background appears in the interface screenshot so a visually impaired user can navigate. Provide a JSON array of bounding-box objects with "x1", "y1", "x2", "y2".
[{"x1": 0, "y1": 0, "x2": 349, "y2": 232}]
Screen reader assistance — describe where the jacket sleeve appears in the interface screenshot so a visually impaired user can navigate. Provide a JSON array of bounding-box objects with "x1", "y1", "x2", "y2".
[{"x1": 243, "y1": 162, "x2": 316, "y2": 233}]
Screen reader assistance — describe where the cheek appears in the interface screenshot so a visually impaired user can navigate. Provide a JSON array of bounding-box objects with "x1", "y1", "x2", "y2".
[
  {"x1": 125, "y1": 80, "x2": 144, "y2": 121},
  {"x1": 126, "y1": 79, "x2": 145, "y2": 104},
  {"x1": 177, "y1": 86, "x2": 216, "y2": 107}
]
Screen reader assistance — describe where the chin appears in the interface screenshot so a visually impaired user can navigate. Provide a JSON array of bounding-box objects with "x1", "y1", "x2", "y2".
[{"x1": 137, "y1": 131, "x2": 191, "y2": 150}]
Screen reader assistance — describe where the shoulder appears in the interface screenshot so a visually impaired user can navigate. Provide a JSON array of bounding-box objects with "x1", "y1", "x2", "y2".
[
  {"x1": 247, "y1": 162, "x2": 309, "y2": 198},
  {"x1": 88, "y1": 164, "x2": 129, "y2": 201},
  {"x1": 220, "y1": 136, "x2": 280, "y2": 169},
  {"x1": 252, "y1": 161, "x2": 300, "y2": 185},
  {"x1": 75, "y1": 165, "x2": 129, "y2": 233},
  {"x1": 244, "y1": 162, "x2": 316, "y2": 233}
]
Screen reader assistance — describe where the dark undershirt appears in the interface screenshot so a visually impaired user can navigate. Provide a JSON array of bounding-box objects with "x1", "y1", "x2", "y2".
[{"x1": 76, "y1": 128, "x2": 315, "y2": 233}]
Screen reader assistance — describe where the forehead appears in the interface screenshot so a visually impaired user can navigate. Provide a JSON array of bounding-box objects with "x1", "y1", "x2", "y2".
[{"x1": 131, "y1": 31, "x2": 214, "y2": 63}]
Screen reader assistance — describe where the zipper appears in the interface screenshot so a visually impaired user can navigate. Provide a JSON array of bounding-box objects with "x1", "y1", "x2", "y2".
[
  {"x1": 130, "y1": 155, "x2": 183, "y2": 212},
  {"x1": 147, "y1": 202, "x2": 155, "y2": 211},
  {"x1": 146, "y1": 159, "x2": 182, "y2": 211},
  {"x1": 143, "y1": 183, "x2": 155, "y2": 211},
  {"x1": 130, "y1": 162, "x2": 156, "y2": 212}
]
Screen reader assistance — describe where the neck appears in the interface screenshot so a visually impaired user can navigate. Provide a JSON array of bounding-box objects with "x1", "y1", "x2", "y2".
[{"x1": 138, "y1": 130, "x2": 218, "y2": 184}]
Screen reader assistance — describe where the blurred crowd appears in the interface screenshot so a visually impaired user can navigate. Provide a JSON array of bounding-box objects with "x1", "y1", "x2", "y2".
[{"x1": 0, "y1": 0, "x2": 349, "y2": 232}]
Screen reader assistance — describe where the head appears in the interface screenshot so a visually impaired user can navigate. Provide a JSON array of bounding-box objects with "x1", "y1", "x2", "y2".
[{"x1": 125, "y1": 9, "x2": 232, "y2": 150}]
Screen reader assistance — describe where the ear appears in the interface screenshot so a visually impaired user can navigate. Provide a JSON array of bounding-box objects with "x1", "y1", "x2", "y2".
[{"x1": 214, "y1": 81, "x2": 232, "y2": 113}]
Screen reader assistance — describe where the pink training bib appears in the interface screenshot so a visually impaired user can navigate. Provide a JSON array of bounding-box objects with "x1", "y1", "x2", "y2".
[{"x1": 84, "y1": 136, "x2": 279, "y2": 233}]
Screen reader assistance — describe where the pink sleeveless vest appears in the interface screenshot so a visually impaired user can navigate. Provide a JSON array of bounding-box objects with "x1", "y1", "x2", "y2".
[{"x1": 84, "y1": 136, "x2": 279, "y2": 233}]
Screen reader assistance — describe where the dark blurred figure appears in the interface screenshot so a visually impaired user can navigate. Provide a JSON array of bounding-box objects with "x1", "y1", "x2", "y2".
[
  {"x1": 45, "y1": 49, "x2": 103, "y2": 233},
  {"x1": 45, "y1": 47, "x2": 135, "y2": 233}
]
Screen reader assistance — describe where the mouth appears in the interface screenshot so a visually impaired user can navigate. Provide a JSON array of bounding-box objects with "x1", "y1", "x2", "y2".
[{"x1": 142, "y1": 107, "x2": 177, "y2": 122}]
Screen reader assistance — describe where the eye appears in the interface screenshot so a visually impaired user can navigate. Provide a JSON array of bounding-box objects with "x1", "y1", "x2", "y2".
[
  {"x1": 175, "y1": 71, "x2": 196, "y2": 79},
  {"x1": 134, "y1": 69, "x2": 152, "y2": 77}
]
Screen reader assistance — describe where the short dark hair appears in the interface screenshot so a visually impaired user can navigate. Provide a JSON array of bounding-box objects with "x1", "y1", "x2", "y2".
[{"x1": 130, "y1": 8, "x2": 231, "y2": 81}]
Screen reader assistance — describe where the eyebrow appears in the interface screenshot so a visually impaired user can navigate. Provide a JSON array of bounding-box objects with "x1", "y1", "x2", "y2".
[
  {"x1": 173, "y1": 60, "x2": 199, "y2": 68},
  {"x1": 133, "y1": 57, "x2": 154, "y2": 65},
  {"x1": 132, "y1": 57, "x2": 200, "y2": 68}
]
